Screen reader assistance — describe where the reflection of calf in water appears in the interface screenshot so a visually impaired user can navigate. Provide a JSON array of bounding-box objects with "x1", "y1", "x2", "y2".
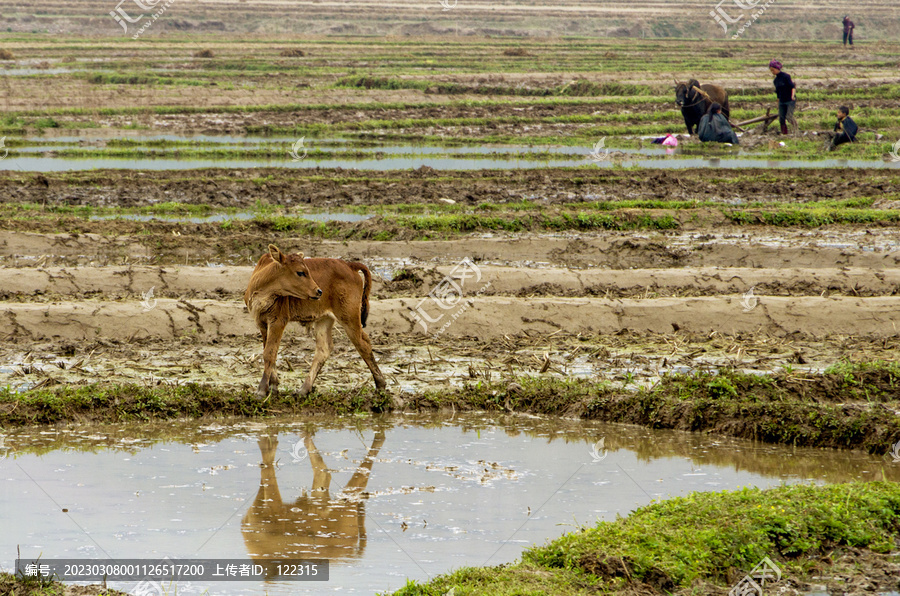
[{"x1": 242, "y1": 430, "x2": 385, "y2": 578}]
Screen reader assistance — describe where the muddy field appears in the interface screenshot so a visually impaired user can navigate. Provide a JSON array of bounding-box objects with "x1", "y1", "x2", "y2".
[
  {"x1": 2, "y1": 170, "x2": 899, "y2": 398},
  {"x1": 2, "y1": 168, "x2": 899, "y2": 209},
  {"x1": 3, "y1": 211, "x2": 899, "y2": 397},
  {"x1": 1, "y1": 29, "x2": 899, "y2": 405}
]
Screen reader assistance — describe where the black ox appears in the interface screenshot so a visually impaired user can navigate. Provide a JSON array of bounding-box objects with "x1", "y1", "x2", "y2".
[{"x1": 674, "y1": 79, "x2": 730, "y2": 135}]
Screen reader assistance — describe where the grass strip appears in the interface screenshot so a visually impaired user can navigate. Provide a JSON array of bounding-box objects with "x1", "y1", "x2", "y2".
[
  {"x1": 3, "y1": 365, "x2": 899, "y2": 454},
  {"x1": 387, "y1": 481, "x2": 900, "y2": 594}
]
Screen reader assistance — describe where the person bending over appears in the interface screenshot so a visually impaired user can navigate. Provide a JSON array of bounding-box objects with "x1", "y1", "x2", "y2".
[{"x1": 698, "y1": 103, "x2": 739, "y2": 144}]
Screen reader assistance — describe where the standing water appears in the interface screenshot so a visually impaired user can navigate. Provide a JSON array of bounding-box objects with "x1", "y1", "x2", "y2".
[{"x1": 1, "y1": 413, "x2": 895, "y2": 594}]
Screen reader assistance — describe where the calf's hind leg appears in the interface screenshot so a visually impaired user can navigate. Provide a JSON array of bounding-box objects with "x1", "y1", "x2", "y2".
[
  {"x1": 300, "y1": 317, "x2": 335, "y2": 396},
  {"x1": 340, "y1": 317, "x2": 387, "y2": 391}
]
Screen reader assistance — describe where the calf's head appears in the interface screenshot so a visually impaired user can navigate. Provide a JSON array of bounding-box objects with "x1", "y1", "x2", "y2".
[{"x1": 262, "y1": 244, "x2": 322, "y2": 300}]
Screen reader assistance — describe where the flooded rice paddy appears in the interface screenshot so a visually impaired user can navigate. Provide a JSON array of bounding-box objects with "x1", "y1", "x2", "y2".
[
  {"x1": 2, "y1": 414, "x2": 896, "y2": 594},
  {"x1": 2, "y1": 132, "x2": 898, "y2": 171}
]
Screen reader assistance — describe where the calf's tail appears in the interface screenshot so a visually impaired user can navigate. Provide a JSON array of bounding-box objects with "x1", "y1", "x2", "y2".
[{"x1": 347, "y1": 262, "x2": 373, "y2": 327}]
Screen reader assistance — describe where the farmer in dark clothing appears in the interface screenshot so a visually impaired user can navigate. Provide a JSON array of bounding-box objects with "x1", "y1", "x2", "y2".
[
  {"x1": 698, "y1": 103, "x2": 739, "y2": 144},
  {"x1": 842, "y1": 16, "x2": 854, "y2": 46},
  {"x1": 769, "y1": 60, "x2": 796, "y2": 135},
  {"x1": 828, "y1": 106, "x2": 858, "y2": 150}
]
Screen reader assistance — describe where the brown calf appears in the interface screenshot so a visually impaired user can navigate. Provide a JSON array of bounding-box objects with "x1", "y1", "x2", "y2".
[{"x1": 244, "y1": 245, "x2": 386, "y2": 398}]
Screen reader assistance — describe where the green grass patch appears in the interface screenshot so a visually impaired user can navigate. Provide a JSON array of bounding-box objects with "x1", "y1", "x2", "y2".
[
  {"x1": 4, "y1": 365, "x2": 899, "y2": 453},
  {"x1": 520, "y1": 482, "x2": 900, "y2": 591},
  {"x1": 726, "y1": 207, "x2": 900, "y2": 227},
  {"x1": 390, "y1": 481, "x2": 900, "y2": 594}
]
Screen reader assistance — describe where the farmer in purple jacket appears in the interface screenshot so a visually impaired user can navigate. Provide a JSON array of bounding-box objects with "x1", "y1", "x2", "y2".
[
  {"x1": 768, "y1": 60, "x2": 796, "y2": 135},
  {"x1": 842, "y1": 16, "x2": 854, "y2": 46}
]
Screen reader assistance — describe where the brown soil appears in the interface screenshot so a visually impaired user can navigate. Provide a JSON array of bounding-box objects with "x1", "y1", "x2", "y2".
[
  {"x1": 3, "y1": 265, "x2": 898, "y2": 301},
  {"x1": 5, "y1": 294, "x2": 900, "y2": 345},
  {"x1": 93, "y1": 95, "x2": 900, "y2": 136},
  {"x1": 3, "y1": 226, "x2": 899, "y2": 270},
  {"x1": 3, "y1": 308, "x2": 899, "y2": 399},
  {"x1": 1, "y1": 168, "x2": 897, "y2": 209},
  {"x1": 3, "y1": 198, "x2": 898, "y2": 397}
]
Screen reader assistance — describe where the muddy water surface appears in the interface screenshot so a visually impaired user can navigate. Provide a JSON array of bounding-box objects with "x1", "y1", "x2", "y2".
[
  {"x1": 3, "y1": 132, "x2": 898, "y2": 170},
  {"x1": 2, "y1": 414, "x2": 896, "y2": 594},
  {"x1": 4, "y1": 154, "x2": 899, "y2": 171}
]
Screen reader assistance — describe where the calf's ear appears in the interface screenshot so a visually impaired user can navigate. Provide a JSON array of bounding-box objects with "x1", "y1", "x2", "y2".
[
  {"x1": 298, "y1": 252, "x2": 305, "y2": 260},
  {"x1": 268, "y1": 244, "x2": 285, "y2": 264}
]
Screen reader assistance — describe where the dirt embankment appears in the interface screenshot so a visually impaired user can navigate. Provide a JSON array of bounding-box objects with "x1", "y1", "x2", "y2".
[
  {"x1": 2, "y1": 265, "x2": 899, "y2": 301},
  {"x1": 3, "y1": 229, "x2": 900, "y2": 269},
  {"x1": 1, "y1": 168, "x2": 897, "y2": 209},
  {"x1": 3, "y1": 295, "x2": 900, "y2": 343}
]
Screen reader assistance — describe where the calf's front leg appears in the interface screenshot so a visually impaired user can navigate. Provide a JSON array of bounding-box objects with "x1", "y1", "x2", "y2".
[{"x1": 258, "y1": 318, "x2": 286, "y2": 398}]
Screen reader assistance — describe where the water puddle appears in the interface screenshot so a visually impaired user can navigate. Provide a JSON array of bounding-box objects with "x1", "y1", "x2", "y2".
[{"x1": 1, "y1": 414, "x2": 896, "y2": 594}]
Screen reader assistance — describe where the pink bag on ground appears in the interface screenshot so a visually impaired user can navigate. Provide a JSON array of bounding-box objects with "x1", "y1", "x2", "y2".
[{"x1": 661, "y1": 134, "x2": 678, "y2": 147}]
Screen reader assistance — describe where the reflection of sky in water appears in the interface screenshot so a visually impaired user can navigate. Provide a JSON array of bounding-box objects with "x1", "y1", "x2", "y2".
[{"x1": 1, "y1": 415, "x2": 896, "y2": 594}]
